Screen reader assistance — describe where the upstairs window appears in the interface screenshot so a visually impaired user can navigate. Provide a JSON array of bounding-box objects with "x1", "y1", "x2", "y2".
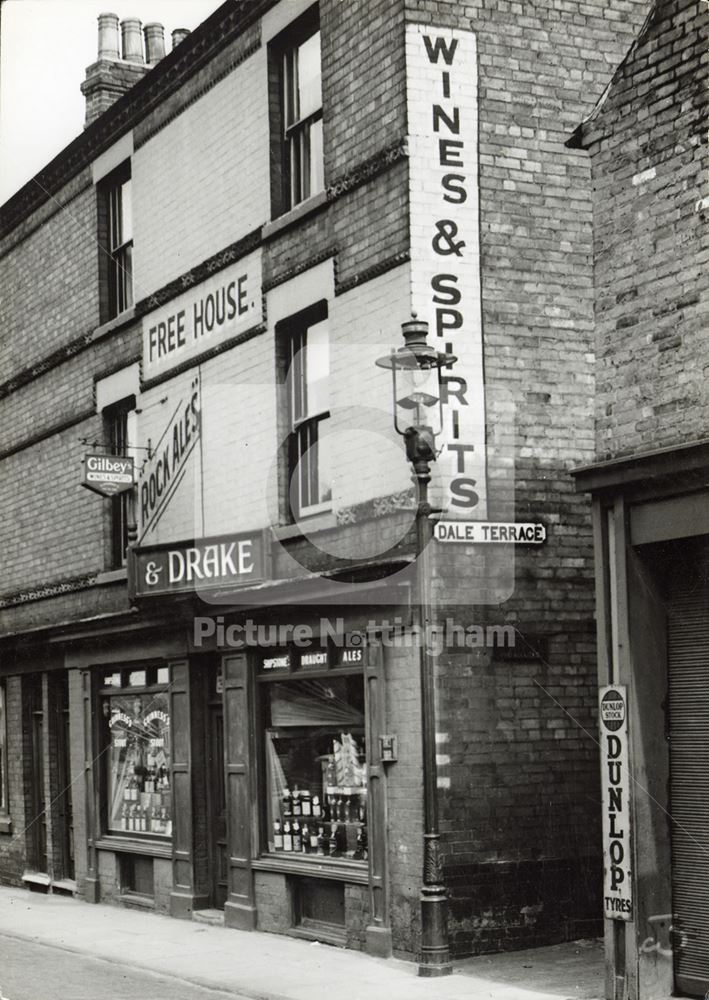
[
  {"x1": 270, "y1": 7, "x2": 323, "y2": 216},
  {"x1": 104, "y1": 397, "x2": 136, "y2": 568},
  {"x1": 99, "y1": 162, "x2": 133, "y2": 320},
  {"x1": 282, "y1": 303, "x2": 331, "y2": 518}
]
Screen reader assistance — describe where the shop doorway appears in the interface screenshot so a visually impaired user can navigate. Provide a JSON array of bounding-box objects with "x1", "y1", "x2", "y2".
[
  {"x1": 54, "y1": 673, "x2": 74, "y2": 881},
  {"x1": 206, "y1": 700, "x2": 227, "y2": 909},
  {"x1": 26, "y1": 676, "x2": 47, "y2": 874},
  {"x1": 667, "y1": 544, "x2": 709, "y2": 995}
]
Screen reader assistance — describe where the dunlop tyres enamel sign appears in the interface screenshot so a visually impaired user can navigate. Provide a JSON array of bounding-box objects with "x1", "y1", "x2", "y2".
[
  {"x1": 599, "y1": 686, "x2": 633, "y2": 921},
  {"x1": 406, "y1": 25, "x2": 487, "y2": 517}
]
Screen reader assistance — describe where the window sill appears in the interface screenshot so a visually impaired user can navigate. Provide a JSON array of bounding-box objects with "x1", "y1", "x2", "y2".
[
  {"x1": 95, "y1": 835, "x2": 172, "y2": 859},
  {"x1": 96, "y1": 567, "x2": 128, "y2": 585},
  {"x1": 90, "y1": 306, "x2": 136, "y2": 344},
  {"x1": 0, "y1": 815, "x2": 12, "y2": 835},
  {"x1": 273, "y1": 511, "x2": 336, "y2": 540},
  {"x1": 263, "y1": 190, "x2": 328, "y2": 241},
  {"x1": 253, "y1": 853, "x2": 368, "y2": 884},
  {"x1": 289, "y1": 922, "x2": 346, "y2": 947}
]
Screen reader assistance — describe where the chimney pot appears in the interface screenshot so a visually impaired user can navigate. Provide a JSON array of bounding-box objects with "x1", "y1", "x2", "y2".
[
  {"x1": 121, "y1": 17, "x2": 144, "y2": 63},
  {"x1": 98, "y1": 12, "x2": 120, "y2": 60},
  {"x1": 171, "y1": 28, "x2": 190, "y2": 50},
  {"x1": 143, "y1": 23, "x2": 166, "y2": 64}
]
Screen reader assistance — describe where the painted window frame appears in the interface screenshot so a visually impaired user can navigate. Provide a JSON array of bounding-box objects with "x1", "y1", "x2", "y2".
[
  {"x1": 280, "y1": 301, "x2": 331, "y2": 519},
  {"x1": 103, "y1": 396, "x2": 137, "y2": 568},
  {"x1": 98, "y1": 161, "x2": 133, "y2": 321},
  {"x1": 269, "y1": 6, "x2": 323, "y2": 217}
]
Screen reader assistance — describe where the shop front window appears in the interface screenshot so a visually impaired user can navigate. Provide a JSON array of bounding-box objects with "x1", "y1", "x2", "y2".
[
  {"x1": 102, "y1": 668, "x2": 172, "y2": 838},
  {"x1": 263, "y1": 674, "x2": 367, "y2": 862}
]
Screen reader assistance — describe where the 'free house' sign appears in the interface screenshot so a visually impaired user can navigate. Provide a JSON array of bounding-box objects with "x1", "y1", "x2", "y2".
[{"x1": 142, "y1": 251, "x2": 263, "y2": 380}]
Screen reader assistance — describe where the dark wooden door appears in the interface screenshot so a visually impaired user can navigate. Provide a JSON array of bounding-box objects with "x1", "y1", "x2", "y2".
[
  {"x1": 55, "y1": 676, "x2": 74, "y2": 879},
  {"x1": 207, "y1": 704, "x2": 227, "y2": 909},
  {"x1": 31, "y1": 701, "x2": 47, "y2": 873}
]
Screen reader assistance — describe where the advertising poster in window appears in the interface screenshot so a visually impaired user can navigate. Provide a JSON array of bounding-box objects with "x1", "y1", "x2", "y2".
[{"x1": 107, "y1": 692, "x2": 172, "y2": 838}]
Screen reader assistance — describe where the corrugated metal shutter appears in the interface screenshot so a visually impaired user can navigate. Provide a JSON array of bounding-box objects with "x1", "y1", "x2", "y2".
[{"x1": 668, "y1": 582, "x2": 709, "y2": 996}]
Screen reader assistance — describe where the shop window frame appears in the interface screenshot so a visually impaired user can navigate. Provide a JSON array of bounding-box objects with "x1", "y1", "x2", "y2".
[
  {"x1": 255, "y1": 643, "x2": 368, "y2": 871},
  {"x1": 98, "y1": 663, "x2": 172, "y2": 843},
  {"x1": 268, "y1": 5, "x2": 323, "y2": 219}
]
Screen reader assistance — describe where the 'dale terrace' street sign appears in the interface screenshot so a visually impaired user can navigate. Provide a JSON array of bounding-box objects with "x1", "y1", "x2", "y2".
[
  {"x1": 434, "y1": 521, "x2": 546, "y2": 544},
  {"x1": 81, "y1": 454, "x2": 135, "y2": 498}
]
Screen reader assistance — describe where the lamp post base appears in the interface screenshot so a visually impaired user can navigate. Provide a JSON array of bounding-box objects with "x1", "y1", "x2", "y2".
[{"x1": 418, "y1": 885, "x2": 452, "y2": 977}]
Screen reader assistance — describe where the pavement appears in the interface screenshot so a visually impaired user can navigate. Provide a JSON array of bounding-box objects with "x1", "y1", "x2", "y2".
[{"x1": 0, "y1": 885, "x2": 605, "y2": 1000}]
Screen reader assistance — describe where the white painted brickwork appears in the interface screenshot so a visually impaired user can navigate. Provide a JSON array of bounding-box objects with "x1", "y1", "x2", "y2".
[
  {"x1": 132, "y1": 50, "x2": 269, "y2": 298},
  {"x1": 133, "y1": 262, "x2": 415, "y2": 547}
]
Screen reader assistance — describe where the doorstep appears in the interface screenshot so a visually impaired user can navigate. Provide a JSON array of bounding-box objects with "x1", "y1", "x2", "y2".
[
  {"x1": 192, "y1": 908, "x2": 224, "y2": 927},
  {"x1": 21, "y1": 873, "x2": 77, "y2": 896}
]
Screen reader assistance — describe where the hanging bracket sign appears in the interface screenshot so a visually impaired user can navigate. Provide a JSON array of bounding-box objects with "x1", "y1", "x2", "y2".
[
  {"x1": 81, "y1": 454, "x2": 134, "y2": 497},
  {"x1": 599, "y1": 685, "x2": 633, "y2": 921}
]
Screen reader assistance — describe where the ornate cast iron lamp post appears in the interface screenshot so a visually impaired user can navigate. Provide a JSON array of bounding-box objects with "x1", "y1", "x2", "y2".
[{"x1": 375, "y1": 315, "x2": 456, "y2": 977}]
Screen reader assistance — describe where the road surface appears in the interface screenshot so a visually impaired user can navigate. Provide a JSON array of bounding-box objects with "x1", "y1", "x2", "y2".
[{"x1": 0, "y1": 934, "x2": 253, "y2": 1000}]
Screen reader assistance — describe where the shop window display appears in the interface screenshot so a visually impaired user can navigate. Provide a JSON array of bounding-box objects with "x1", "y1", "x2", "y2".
[
  {"x1": 102, "y1": 669, "x2": 172, "y2": 838},
  {"x1": 264, "y1": 676, "x2": 367, "y2": 862}
]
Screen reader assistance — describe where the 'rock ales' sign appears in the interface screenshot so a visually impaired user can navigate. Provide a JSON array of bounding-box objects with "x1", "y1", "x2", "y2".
[
  {"x1": 406, "y1": 25, "x2": 487, "y2": 517},
  {"x1": 600, "y1": 686, "x2": 633, "y2": 920}
]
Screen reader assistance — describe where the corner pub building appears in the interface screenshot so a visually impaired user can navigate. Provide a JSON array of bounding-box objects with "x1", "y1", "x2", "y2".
[{"x1": 0, "y1": 0, "x2": 647, "y2": 968}]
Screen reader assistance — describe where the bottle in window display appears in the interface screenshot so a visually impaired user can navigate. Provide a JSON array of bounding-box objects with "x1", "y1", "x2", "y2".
[
  {"x1": 292, "y1": 788, "x2": 301, "y2": 817},
  {"x1": 354, "y1": 828, "x2": 364, "y2": 860},
  {"x1": 282, "y1": 788, "x2": 292, "y2": 817},
  {"x1": 282, "y1": 820, "x2": 293, "y2": 852},
  {"x1": 301, "y1": 790, "x2": 311, "y2": 817},
  {"x1": 329, "y1": 823, "x2": 338, "y2": 857},
  {"x1": 293, "y1": 819, "x2": 302, "y2": 852},
  {"x1": 273, "y1": 819, "x2": 284, "y2": 850},
  {"x1": 317, "y1": 826, "x2": 327, "y2": 855},
  {"x1": 312, "y1": 795, "x2": 321, "y2": 818},
  {"x1": 325, "y1": 756, "x2": 336, "y2": 787},
  {"x1": 301, "y1": 823, "x2": 309, "y2": 853},
  {"x1": 309, "y1": 826, "x2": 319, "y2": 852}
]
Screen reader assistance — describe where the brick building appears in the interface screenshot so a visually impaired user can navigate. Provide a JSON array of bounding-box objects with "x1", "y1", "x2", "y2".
[
  {"x1": 0, "y1": 0, "x2": 647, "y2": 966},
  {"x1": 572, "y1": 1, "x2": 709, "y2": 996}
]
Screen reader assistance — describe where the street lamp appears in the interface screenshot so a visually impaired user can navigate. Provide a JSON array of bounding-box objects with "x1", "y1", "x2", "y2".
[{"x1": 375, "y1": 315, "x2": 456, "y2": 978}]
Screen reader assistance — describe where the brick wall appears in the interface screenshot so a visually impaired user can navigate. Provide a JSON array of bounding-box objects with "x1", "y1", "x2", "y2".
[
  {"x1": 0, "y1": 178, "x2": 98, "y2": 380},
  {"x1": 584, "y1": 0, "x2": 709, "y2": 461},
  {"x1": 133, "y1": 46, "x2": 269, "y2": 297},
  {"x1": 403, "y1": 0, "x2": 651, "y2": 955}
]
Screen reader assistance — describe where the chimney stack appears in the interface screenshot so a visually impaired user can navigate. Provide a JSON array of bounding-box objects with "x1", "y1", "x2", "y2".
[
  {"x1": 144, "y1": 23, "x2": 166, "y2": 65},
  {"x1": 120, "y1": 17, "x2": 144, "y2": 62},
  {"x1": 97, "y1": 12, "x2": 120, "y2": 60},
  {"x1": 171, "y1": 28, "x2": 190, "y2": 49},
  {"x1": 81, "y1": 13, "x2": 169, "y2": 129}
]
